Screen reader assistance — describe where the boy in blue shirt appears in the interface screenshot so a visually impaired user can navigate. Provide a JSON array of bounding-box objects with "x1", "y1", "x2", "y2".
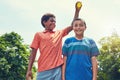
[{"x1": 62, "y1": 18, "x2": 100, "y2": 80}]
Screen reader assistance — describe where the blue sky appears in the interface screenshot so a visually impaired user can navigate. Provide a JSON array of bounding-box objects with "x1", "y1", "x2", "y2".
[{"x1": 0, "y1": 0, "x2": 120, "y2": 46}]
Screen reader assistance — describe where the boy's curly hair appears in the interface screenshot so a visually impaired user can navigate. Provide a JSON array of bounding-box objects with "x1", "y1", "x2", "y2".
[{"x1": 41, "y1": 13, "x2": 55, "y2": 28}]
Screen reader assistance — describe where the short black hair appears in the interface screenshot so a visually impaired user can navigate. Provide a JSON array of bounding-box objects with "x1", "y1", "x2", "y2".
[
  {"x1": 71, "y1": 18, "x2": 86, "y2": 27},
  {"x1": 41, "y1": 13, "x2": 55, "y2": 28}
]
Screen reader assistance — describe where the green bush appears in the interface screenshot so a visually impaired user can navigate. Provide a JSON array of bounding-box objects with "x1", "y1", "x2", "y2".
[{"x1": 0, "y1": 32, "x2": 36, "y2": 80}]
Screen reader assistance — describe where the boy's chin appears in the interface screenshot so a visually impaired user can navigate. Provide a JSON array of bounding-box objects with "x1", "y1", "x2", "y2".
[
  {"x1": 50, "y1": 28, "x2": 55, "y2": 31},
  {"x1": 49, "y1": 29, "x2": 54, "y2": 31}
]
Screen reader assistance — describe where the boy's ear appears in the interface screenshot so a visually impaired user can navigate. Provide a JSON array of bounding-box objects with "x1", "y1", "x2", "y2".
[
  {"x1": 43, "y1": 21, "x2": 46, "y2": 24},
  {"x1": 42, "y1": 21, "x2": 47, "y2": 28},
  {"x1": 43, "y1": 21, "x2": 46, "y2": 26}
]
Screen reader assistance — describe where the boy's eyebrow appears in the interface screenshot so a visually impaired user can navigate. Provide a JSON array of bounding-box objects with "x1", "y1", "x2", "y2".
[
  {"x1": 50, "y1": 19, "x2": 56, "y2": 22},
  {"x1": 49, "y1": 18, "x2": 56, "y2": 22}
]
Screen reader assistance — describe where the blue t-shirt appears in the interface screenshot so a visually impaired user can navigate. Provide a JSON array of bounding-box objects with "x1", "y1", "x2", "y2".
[{"x1": 62, "y1": 37, "x2": 100, "y2": 80}]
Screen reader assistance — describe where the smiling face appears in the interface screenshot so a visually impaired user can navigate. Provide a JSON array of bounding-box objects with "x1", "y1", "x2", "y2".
[
  {"x1": 43, "y1": 17, "x2": 56, "y2": 31},
  {"x1": 41, "y1": 13, "x2": 56, "y2": 31},
  {"x1": 72, "y1": 19, "x2": 86, "y2": 37}
]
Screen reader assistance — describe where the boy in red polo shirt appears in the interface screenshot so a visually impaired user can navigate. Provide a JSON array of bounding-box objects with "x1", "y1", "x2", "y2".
[{"x1": 26, "y1": 2, "x2": 82, "y2": 80}]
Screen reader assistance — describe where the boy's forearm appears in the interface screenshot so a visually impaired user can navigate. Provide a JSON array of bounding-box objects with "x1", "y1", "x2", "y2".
[
  {"x1": 74, "y1": 10, "x2": 80, "y2": 19},
  {"x1": 92, "y1": 65, "x2": 98, "y2": 80},
  {"x1": 64, "y1": 2, "x2": 82, "y2": 34},
  {"x1": 27, "y1": 49, "x2": 37, "y2": 71},
  {"x1": 92, "y1": 56, "x2": 98, "y2": 80},
  {"x1": 62, "y1": 56, "x2": 67, "y2": 80},
  {"x1": 73, "y1": 1, "x2": 82, "y2": 19},
  {"x1": 62, "y1": 64, "x2": 65, "y2": 80}
]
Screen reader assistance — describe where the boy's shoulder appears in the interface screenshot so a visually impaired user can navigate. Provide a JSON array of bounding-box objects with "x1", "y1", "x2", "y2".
[
  {"x1": 66, "y1": 37, "x2": 75, "y2": 40},
  {"x1": 84, "y1": 37, "x2": 96, "y2": 44},
  {"x1": 35, "y1": 32, "x2": 42, "y2": 35},
  {"x1": 64, "y1": 37, "x2": 75, "y2": 43},
  {"x1": 84, "y1": 37, "x2": 94, "y2": 41},
  {"x1": 35, "y1": 31, "x2": 49, "y2": 34},
  {"x1": 34, "y1": 32, "x2": 44, "y2": 38}
]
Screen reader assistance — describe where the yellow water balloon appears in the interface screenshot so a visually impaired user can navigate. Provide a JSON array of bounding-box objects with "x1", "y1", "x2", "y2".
[{"x1": 76, "y1": 2, "x2": 82, "y2": 8}]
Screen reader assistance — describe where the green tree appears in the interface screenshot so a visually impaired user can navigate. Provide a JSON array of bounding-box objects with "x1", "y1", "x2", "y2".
[
  {"x1": 98, "y1": 33, "x2": 120, "y2": 80},
  {"x1": 0, "y1": 32, "x2": 36, "y2": 80}
]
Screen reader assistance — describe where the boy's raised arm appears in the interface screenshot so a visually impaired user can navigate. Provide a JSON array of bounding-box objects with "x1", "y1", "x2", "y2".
[
  {"x1": 74, "y1": 1, "x2": 82, "y2": 19},
  {"x1": 64, "y1": 1, "x2": 82, "y2": 34}
]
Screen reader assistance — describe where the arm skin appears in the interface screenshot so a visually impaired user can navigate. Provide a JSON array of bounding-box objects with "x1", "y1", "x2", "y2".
[
  {"x1": 26, "y1": 48, "x2": 37, "y2": 80},
  {"x1": 91, "y1": 56, "x2": 98, "y2": 80},
  {"x1": 62, "y1": 56, "x2": 67, "y2": 80},
  {"x1": 64, "y1": 1, "x2": 82, "y2": 34}
]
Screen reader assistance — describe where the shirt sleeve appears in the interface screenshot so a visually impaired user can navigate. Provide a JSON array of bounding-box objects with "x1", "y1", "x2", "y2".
[
  {"x1": 62, "y1": 39, "x2": 68, "y2": 56},
  {"x1": 89, "y1": 39, "x2": 100, "y2": 57},
  {"x1": 30, "y1": 32, "x2": 40, "y2": 49}
]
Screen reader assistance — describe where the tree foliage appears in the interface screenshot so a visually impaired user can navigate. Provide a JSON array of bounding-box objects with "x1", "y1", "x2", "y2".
[
  {"x1": 98, "y1": 33, "x2": 120, "y2": 80},
  {"x1": 0, "y1": 32, "x2": 36, "y2": 80}
]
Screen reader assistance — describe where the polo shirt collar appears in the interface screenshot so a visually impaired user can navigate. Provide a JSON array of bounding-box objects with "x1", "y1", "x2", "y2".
[{"x1": 43, "y1": 30, "x2": 55, "y2": 33}]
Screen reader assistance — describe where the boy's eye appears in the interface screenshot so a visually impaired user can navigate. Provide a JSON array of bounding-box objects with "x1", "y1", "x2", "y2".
[
  {"x1": 50, "y1": 20, "x2": 56, "y2": 22},
  {"x1": 74, "y1": 24, "x2": 84, "y2": 27},
  {"x1": 79, "y1": 24, "x2": 84, "y2": 26},
  {"x1": 75, "y1": 24, "x2": 78, "y2": 27}
]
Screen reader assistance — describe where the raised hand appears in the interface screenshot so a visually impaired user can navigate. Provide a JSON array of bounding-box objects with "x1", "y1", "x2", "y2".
[{"x1": 75, "y1": 1, "x2": 82, "y2": 12}]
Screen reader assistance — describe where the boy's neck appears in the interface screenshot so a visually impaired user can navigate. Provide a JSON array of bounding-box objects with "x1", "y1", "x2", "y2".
[
  {"x1": 45, "y1": 29, "x2": 53, "y2": 31},
  {"x1": 44, "y1": 29, "x2": 54, "y2": 33},
  {"x1": 75, "y1": 35, "x2": 84, "y2": 40}
]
